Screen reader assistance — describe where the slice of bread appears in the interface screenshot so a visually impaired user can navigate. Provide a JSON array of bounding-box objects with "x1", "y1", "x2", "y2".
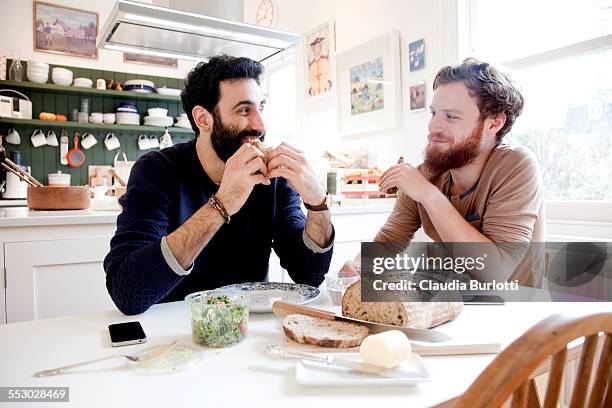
[
  {"x1": 342, "y1": 281, "x2": 463, "y2": 329},
  {"x1": 282, "y1": 314, "x2": 369, "y2": 348}
]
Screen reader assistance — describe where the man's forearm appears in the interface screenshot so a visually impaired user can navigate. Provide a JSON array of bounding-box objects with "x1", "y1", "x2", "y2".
[
  {"x1": 166, "y1": 204, "x2": 225, "y2": 269},
  {"x1": 304, "y1": 210, "x2": 333, "y2": 248}
]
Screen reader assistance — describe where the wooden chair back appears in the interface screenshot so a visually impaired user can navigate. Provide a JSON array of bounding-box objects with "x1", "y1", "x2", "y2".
[{"x1": 451, "y1": 311, "x2": 612, "y2": 408}]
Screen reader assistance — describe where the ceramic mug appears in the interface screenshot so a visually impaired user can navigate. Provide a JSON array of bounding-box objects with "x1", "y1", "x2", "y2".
[
  {"x1": 96, "y1": 78, "x2": 106, "y2": 90},
  {"x1": 81, "y1": 132, "x2": 98, "y2": 149},
  {"x1": 6, "y1": 128, "x2": 20, "y2": 145},
  {"x1": 46, "y1": 130, "x2": 59, "y2": 147},
  {"x1": 148, "y1": 134, "x2": 160, "y2": 149},
  {"x1": 104, "y1": 133, "x2": 120, "y2": 151},
  {"x1": 138, "y1": 134, "x2": 151, "y2": 150},
  {"x1": 31, "y1": 129, "x2": 47, "y2": 148}
]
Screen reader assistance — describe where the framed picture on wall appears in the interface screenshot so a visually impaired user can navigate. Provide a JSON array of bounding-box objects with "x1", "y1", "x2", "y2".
[
  {"x1": 123, "y1": 53, "x2": 179, "y2": 68},
  {"x1": 336, "y1": 30, "x2": 401, "y2": 136},
  {"x1": 409, "y1": 81, "x2": 426, "y2": 111},
  {"x1": 304, "y1": 20, "x2": 336, "y2": 101},
  {"x1": 408, "y1": 39, "x2": 425, "y2": 71},
  {"x1": 33, "y1": 1, "x2": 98, "y2": 59}
]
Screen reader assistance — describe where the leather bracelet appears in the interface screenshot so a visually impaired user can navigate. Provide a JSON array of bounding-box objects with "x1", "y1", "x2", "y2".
[{"x1": 208, "y1": 194, "x2": 231, "y2": 224}]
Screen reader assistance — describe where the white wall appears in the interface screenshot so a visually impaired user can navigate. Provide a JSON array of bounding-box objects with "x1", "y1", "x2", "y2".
[
  {"x1": 1, "y1": 0, "x2": 196, "y2": 79},
  {"x1": 245, "y1": 0, "x2": 459, "y2": 167}
]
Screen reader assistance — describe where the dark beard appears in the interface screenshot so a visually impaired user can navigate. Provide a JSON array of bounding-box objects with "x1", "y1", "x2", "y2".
[
  {"x1": 422, "y1": 119, "x2": 484, "y2": 175},
  {"x1": 210, "y1": 108, "x2": 266, "y2": 162}
]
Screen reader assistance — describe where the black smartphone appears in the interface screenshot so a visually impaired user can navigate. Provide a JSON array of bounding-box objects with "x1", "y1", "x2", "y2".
[
  {"x1": 462, "y1": 295, "x2": 505, "y2": 305},
  {"x1": 108, "y1": 321, "x2": 147, "y2": 347}
]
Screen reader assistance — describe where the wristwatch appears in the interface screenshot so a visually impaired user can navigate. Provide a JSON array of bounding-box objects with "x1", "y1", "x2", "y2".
[{"x1": 304, "y1": 194, "x2": 332, "y2": 211}]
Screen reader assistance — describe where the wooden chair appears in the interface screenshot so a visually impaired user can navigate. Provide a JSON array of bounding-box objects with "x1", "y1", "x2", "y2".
[{"x1": 436, "y1": 311, "x2": 612, "y2": 408}]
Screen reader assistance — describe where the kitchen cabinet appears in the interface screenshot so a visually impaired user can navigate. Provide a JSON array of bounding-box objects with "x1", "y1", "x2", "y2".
[
  {"x1": 0, "y1": 210, "x2": 118, "y2": 324},
  {"x1": 4, "y1": 237, "x2": 115, "y2": 323}
]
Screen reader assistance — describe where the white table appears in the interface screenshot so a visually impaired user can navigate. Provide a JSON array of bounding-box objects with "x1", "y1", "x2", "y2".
[{"x1": 0, "y1": 295, "x2": 609, "y2": 408}]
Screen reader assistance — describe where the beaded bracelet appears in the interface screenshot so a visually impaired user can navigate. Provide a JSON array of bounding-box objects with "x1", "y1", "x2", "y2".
[{"x1": 208, "y1": 194, "x2": 231, "y2": 224}]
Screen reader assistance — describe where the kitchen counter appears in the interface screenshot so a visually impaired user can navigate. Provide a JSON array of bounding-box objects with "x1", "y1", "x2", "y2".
[
  {"x1": 0, "y1": 199, "x2": 27, "y2": 207},
  {"x1": 0, "y1": 295, "x2": 609, "y2": 407},
  {"x1": 0, "y1": 202, "x2": 394, "y2": 228},
  {"x1": 0, "y1": 207, "x2": 120, "y2": 228}
]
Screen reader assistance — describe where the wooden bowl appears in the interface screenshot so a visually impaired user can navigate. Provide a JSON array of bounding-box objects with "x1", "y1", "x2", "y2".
[{"x1": 27, "y1": 186, "x2": 91, "y2": 210}]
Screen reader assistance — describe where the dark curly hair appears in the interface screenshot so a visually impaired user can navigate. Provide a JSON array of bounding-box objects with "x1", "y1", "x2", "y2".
[
  {"x1": 433, "y1": 58, "x2": 524, "y2": 142},
  {"x1": 181, "y1": 55, "x2": 264, "y2": 135}
]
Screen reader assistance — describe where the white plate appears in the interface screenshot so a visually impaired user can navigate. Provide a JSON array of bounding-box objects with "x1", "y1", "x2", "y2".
[
  {"x1": 216, "y1": 282, "x2": 320, "y2": 313},
  {"x1": 296, "y1": 353, "x2": 430, "y2": 386}
]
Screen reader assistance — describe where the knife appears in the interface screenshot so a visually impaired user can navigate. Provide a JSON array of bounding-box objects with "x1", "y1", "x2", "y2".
[
  {"x1": 272, "y1": 301, "x2": 451, "y2": 343},
  {"x1": 267, "y1": 345, "x2": 420, "y2": 378}
]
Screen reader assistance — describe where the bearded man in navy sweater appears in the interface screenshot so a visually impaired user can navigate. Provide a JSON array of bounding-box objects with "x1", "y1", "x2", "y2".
[{"x1": 104, "y1": 56, "x2": 334, "y2": 315}]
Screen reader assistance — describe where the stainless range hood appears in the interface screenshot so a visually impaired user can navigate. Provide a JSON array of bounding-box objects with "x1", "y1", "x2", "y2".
[{"x1": 97, "y1": 0, "x2": 300, "y2": 62}]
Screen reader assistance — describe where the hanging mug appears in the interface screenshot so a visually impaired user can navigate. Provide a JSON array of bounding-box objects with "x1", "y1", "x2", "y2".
[
  {"x1": 81, "y1": 132, "x2": 98, "y2": 149},
  {"x1": 148, "y1": 134, "x2": 160, "y2": 149},
  {"x1": 6, "y1": 128, "x2": 20, "y2": 145},
  {"x1": 46, "y1": 130, "x2": 59, "y2": 147},
  {"x1": 138, "y1": 134, "x2": 151, "y2": 150},
  {"x1": 104, "y1": 132, "x2": 120, "y2": 151},
  {"x1": 31, "y1": 129, "x2": 47, "y2": 148}
]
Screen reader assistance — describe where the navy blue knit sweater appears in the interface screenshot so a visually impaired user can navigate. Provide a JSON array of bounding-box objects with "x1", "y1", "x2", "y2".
[{"x1": 104, "y1": 140, "x2": 332, "y2": 315}]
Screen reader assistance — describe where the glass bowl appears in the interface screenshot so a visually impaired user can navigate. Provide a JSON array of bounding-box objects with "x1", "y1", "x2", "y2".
[
  {"x1": 185, "y1": 290, "x2": 249, "y2": 348},
  {"x1": 325, "y1": 274, "x2": 361, "y2": 306}
]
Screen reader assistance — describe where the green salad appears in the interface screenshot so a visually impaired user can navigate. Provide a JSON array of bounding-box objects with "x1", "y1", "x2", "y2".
[{"x1": 190, "y1": 294, "x2": 249, "y2": 347}]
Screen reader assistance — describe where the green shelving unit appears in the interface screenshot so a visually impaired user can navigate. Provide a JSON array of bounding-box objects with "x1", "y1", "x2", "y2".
[{"x1": 0, "y1": 62, "x2": 194, "y2": 186}]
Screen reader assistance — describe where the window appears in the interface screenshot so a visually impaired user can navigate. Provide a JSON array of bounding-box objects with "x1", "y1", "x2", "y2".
[
  {"x1": 260, "y1": 50, "x2": 297, "y2": 147},
  {"x1": 461, "y1": 0, "x2": 612, "y2": 201}
]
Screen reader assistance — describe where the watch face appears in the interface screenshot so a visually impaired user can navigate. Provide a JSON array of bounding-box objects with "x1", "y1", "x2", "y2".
[{"x1": 256, "y1": 0, "x2": 275, "y2": 27}]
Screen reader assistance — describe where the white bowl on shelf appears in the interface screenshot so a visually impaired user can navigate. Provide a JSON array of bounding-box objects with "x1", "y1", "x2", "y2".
[
  {"x1": 144, "y1": 116, "x2": 173, "y2": 127},
  {"x1": 125, "y1": 79, "x2": 155, "y2": 88},
  {"x1": 52, "y1": 67, "x2": 72, "y2": 75},
  {"x1": 147, "y1": 108, "x2": 168, "y2": 117},
  {"x1": 27, "y1": 66, "x2": 49, "y2": 75},
  {"x1": 52, "y1": 72, "x2": 73, "y2": 86},
  {"x1": 28, "y1": 61, "x2": 49, "y2": 70},
  {"x1": 116, "y1": 112, "x2": 140, "y2": 125},
  {"x1": 174, "y1": 120, "x2": 191, "y2": 129},
  {"x1": 103, "y1": 113, "x2": 116, "y2": 124},
  {"x1": 73, "y1": 78, "x2": 93, "y2": 88},
  {"x1": 156, "y1": 87, "x2": 182, "y2": 96},
  {"x1": 27, "y1": 70, "x2": 48, "y2": 84}
]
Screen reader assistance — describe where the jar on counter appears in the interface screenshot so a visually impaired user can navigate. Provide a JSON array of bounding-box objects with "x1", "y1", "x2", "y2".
[{"x1": 47, "y1": 171, "x2": 70, "y2": 187}]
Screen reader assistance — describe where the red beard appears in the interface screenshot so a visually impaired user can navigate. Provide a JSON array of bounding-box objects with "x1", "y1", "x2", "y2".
[{"x1": 423, "y1": 119, "x2": 485, "y2": 175}]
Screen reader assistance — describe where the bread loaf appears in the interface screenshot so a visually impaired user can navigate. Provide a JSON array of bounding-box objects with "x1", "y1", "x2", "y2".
[
  {"x1": 342, "y1": 281, "x2": 463, "y2": 329},
  {"x1": 283, "y1": 314, "x2": 369, "y2": 348}
]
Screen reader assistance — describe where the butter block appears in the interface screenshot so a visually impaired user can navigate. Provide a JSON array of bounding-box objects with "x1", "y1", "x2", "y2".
[{"x1": 359, "y1": 330, "x2": 412, "y2": 368}]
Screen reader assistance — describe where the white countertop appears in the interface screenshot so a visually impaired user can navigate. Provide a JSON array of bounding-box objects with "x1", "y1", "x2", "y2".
[
  {"x1": 0, "y1": 199, "x2": 27, "y2": 207},
  {"x1": 0, "y1": 207, "x2": 120, "y2": 228},
  {"x1": 0, "y1": 202, "x2": 393, "y2": 228},
  {"x1": 1, "y1": 296, "x2": 609, "y2": 407}
]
